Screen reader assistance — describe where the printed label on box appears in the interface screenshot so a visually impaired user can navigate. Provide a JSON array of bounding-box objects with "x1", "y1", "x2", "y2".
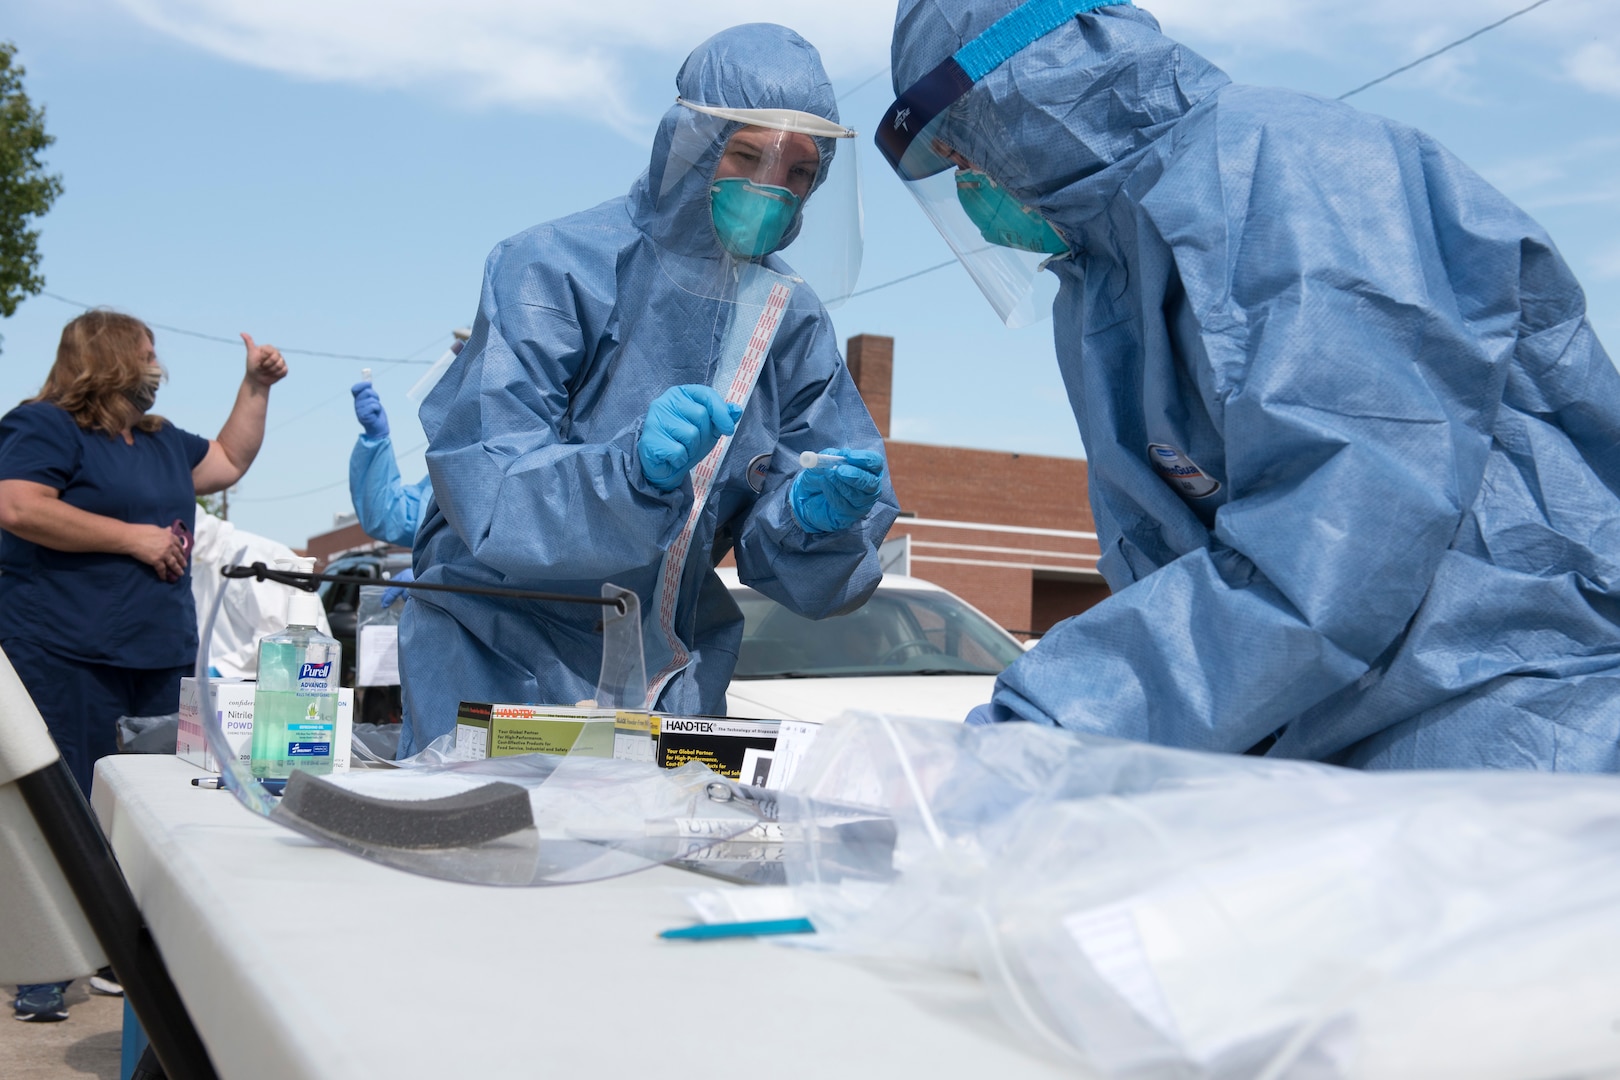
[{"x1": 177, "y1": 677, "x2": 352, "y2": 774}]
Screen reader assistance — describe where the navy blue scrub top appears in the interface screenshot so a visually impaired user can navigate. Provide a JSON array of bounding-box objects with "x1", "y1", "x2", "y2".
[{"x1": 0, "y1": 401, "x2": 212, "y2": 669}]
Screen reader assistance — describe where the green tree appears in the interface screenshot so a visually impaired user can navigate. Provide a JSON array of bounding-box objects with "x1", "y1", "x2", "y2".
[{"x1": 0, "y1": 42, "x2": 63, "y2": 348}]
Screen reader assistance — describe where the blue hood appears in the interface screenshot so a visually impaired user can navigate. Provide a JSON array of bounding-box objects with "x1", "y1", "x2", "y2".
[
  {"x1": 890, "y1": 0, "x2": 1228, "y2": 208},
  {"x1": 632, "y1": 23, "x2": 841, "y2": 261}
]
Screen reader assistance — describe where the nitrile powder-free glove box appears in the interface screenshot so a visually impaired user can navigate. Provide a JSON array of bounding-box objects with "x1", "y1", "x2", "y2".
[{"x1": 176, "y1": 676, "x2": 352, "y2": 773}]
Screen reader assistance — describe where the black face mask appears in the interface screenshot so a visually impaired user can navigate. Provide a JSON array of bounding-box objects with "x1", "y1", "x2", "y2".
[{"x1": 125, "y1": 370, "x2": 161, "y2": 414}]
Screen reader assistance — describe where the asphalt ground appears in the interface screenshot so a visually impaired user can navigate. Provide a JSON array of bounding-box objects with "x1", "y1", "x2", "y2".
[{"x1": 0, "y1": 982, "x2": 123, "y2": 1080}]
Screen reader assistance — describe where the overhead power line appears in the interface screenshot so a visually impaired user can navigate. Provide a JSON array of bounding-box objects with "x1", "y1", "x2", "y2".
[
  {"x1": 39, "y1": 290, "x2": 442, "y2": 365},
  {"x1": 1338, "y1": 0, "x2": 1558, "y2": 100},
  {"x1": 236, "y1": 440, "x2": 428, "y2": 503},
  {"x1": 836, "y1": 259, "x2": 959, "y2": 302},
  {"x1": 837, "y1": 66, "x2": 891, "y2": 100}
]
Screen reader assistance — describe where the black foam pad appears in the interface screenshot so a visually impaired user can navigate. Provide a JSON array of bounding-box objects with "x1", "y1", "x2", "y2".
[{"x1": 276, "y1": 772, "x2": 534, "y2": 850}]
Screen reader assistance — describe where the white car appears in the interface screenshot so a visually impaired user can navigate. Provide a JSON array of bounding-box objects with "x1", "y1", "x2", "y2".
[{"x1": 719, "y1": 569, "x2": 1026, "y2": 724}]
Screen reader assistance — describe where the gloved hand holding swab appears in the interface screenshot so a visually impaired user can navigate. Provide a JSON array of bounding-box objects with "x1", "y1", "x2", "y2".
[
  {"x1": 790, "y1": 447, "x2": 886, "y2": 533},
  {"x1": 799, "y1": 450, "x2": 849, "y2": 470}
]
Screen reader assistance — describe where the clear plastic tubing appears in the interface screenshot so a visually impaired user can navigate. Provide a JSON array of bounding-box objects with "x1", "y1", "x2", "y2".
[{"x1": 799, "y1": 451, "x2": 848, "y2": 470}]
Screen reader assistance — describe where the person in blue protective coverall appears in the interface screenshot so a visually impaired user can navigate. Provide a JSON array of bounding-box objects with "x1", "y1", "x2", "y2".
[
  {"x1": 396, "y1": 23, "x2": 898, "y2": 756},
  {"x1": 884, "y1": 0, "x2": 1620, "y2": 771},
  {"x1": 349, "y1": 380, "x2": 433, "y2": 551}
]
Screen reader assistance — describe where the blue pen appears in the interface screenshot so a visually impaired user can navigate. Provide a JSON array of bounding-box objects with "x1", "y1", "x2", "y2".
[
  {"x1": 659, "y1": 917, "x2": 815, "y2": 941},
  {"x1": 191, "y1": 776, "x2": 287, "y2": 795}
]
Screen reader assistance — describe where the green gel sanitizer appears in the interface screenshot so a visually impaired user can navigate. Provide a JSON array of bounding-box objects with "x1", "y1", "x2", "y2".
[{"x1": 250, "y1": 556, "x2": 341, "y2": 780}]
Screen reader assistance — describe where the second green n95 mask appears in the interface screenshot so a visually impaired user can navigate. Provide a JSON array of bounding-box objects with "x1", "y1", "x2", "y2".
[{"x1": 955, "y1": 169, "x2": 1068, "y2": 256}]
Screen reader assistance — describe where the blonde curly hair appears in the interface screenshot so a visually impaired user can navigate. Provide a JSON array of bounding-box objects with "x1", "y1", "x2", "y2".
[{"x1": 30, "y1": 309, "x2": 167, "y2": 436}]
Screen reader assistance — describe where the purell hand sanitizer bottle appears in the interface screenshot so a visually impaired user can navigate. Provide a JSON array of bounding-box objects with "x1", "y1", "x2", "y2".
[{"x1": 250, "y1": 557, "x2": 341, "y2": 779}]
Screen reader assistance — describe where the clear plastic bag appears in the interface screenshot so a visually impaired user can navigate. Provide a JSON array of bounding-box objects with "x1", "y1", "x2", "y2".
[
  {"x1": 115, "y1": 713, "x2": 179, "y2": 754},
  {"x1": 779, "y1": 715, "x2": 1620, "y2": 1079},
  {"x1": 355, "y1": 585, "x2": 402, "y2": 687}
]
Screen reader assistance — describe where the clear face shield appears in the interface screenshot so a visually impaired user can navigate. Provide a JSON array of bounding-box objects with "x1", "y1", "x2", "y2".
[
  {"x1": 657, "y1": 99, "x2": 862, "y2": 307},
  {"x1": 876, "y1": 0, "x2": 1125, "y2": 328},
  {"x1": 877, "y1": 70, "x2": 1066, "y2": 329},
  {"x1": 407, "y1": 327, "x2": 472, "y2": 404}
]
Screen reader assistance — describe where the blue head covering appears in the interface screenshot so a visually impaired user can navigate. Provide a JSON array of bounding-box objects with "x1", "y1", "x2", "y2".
[
  {"x1": 633, "y1": 23, "x2": 840, "y2": 262},
  {"x1": 889, "y1": 0, "x2": 1227, "y2": 205}
]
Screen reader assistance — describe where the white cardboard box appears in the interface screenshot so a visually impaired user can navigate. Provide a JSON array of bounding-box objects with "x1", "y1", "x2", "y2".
[{"x1": 177, "y1": 677, "x2": 352, "y2": 773}]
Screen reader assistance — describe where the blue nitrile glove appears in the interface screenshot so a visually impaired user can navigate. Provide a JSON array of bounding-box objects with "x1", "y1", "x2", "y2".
[
  {"x1": 351, "y1": 382, "x2": 389, "y2": 439},
  {"x1": 381, "y1": 566, "x2": 413, "y2": 608},
  {"x1": 965, "y1": 703, "x2": 999, "y2": 726},
  {"x1": 637, "y1": 385, "x2": 743, "y2": 492},
  {"x1": 789, "y1": 447, "x2": 884, "y2": 533}
]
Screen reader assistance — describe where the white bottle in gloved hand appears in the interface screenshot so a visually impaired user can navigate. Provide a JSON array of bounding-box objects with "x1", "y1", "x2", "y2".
[{"x1": 250, "y1": 557, "x2": 341, "y2": 780}]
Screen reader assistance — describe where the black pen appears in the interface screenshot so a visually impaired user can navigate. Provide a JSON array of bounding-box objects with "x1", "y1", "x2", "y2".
[{"x1": 191, "y1": 776, "x2": 287, "y2": 795}]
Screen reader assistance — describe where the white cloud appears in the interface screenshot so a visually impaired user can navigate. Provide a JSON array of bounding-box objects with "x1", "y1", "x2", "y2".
[
  {"x1": 1478, "y1": 136, "x2": 1620, "y2": 204},
  {"x1": 1568, "y1": 41, "x2": 1620, "y2": 96},
  {"x1": 1592, "y1": 246, "x2": 1620, "y2": 280},
  {"x1": 102, "y1": 0, "x2": 1620, "y2": 133},
  {"x1": 1156, "y1": 0, "x2": 1620, "y2": 100},
  {"x1": 112, "y1": 0, "x2": 897, "y2": 135}
]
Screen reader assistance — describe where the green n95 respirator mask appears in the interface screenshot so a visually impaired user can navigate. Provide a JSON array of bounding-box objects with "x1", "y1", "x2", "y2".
[
  {"x1": 710, "y1": 179, "x2": 802, "y2": 260},
  {"x1": 955, "y1": 169, "x2": 1068, "y2": 256}
]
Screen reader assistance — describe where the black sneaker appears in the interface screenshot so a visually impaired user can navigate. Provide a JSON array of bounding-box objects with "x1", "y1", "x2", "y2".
[
  {"x1": 89, "y1": 967, "x2": 123, "y2": 997},
  {"x1": 13, "y1": 983, "x2": 69, "y2": 1022}
]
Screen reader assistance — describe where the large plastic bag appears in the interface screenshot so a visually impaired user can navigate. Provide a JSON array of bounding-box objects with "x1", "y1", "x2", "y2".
[{"x1": 779, "y1": 715, "x2": 1620, "y2": 1079}]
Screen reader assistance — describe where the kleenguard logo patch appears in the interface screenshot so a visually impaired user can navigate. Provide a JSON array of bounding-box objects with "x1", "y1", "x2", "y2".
[
  {"x1": 746, "y1": 453, "x2": 771, "y2": 493},
  {"x1": 1148, "y1": 443, "x2": 1221, "y2": 499}
]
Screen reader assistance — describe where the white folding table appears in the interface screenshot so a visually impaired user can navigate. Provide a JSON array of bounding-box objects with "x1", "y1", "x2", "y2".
[{"x1": 92, "y1": 755, "x2": 1080, "y2": 1079}]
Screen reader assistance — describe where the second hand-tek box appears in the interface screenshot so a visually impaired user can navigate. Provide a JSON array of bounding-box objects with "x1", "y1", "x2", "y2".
[{"x1": 652, "y1": 716, "x2": 781, "y2": 785}]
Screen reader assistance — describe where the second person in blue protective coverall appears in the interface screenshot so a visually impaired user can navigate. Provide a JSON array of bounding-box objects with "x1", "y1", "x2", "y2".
[
  {"x1": 349, "y1": 380, "x2": 432, "y2": 550},
  {"x1": 882, "y1": 0, "x2": 1620, "y2": 771},
  {"x1": 396, "y1": 23, "x2": 898, "y2": 756}
]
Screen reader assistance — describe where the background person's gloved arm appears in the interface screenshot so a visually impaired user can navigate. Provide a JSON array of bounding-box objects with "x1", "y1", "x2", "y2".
[
  {"x1": 636, "y1": 385, "x2": 743, "y2": 492},
  {"x1": 381, "y1": 567, "x2": 414, "y2": 608},
  {"x1": 789, "y1": 448, "x2": 884, "y2": 533},
  {"x1": 351, "y1": 382, "x2": 389, "y2": 439},
  {"x1": 348, "y1": 437, "x2": 428, "y2": 549}
]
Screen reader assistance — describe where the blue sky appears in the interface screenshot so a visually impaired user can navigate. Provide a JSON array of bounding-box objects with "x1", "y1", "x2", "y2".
[{"x1": 1, "y1": 0, "x2": 1616, "y2": 548}]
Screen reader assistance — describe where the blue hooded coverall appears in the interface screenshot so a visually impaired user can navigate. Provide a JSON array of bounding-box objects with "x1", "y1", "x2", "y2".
[
  {"x1": 896, "y1": 1, "x2": 1620, "y2": 770},
  {"x1": 397, "y1": 24, "x2": 899, "y2": 756}
]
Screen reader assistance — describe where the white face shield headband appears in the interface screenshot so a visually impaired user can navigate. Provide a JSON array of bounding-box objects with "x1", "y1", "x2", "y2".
[{"x1": 876, "y1": 0, "x2": 1132, "y2": 327}]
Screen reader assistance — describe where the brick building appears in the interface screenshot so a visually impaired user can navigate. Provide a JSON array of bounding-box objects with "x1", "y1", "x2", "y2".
[
  {"x1": 299, "y1": 333, "x2": 1110, "y2": 636},
  {"x1": 842, "y1": 334, "x2": 1107, "y2": 637}
]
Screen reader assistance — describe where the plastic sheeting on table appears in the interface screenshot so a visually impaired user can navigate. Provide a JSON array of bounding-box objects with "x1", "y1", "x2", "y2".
[{"x1": 777, "y1": 714, "x2": 1620, "y2": 1079}]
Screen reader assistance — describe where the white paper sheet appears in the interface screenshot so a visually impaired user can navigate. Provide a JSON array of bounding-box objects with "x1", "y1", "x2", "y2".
[{"x1": 357, "y1": 625, "x2": 400, "y2": 686}]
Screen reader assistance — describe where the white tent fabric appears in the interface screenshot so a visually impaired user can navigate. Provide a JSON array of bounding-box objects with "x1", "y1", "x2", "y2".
[{"x1": 191, "y1": 511, "x2": 332, "y2": 678}]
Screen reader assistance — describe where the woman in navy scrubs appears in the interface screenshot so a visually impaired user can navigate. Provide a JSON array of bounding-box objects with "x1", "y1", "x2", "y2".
[{"x1": 0, "y1": 309, "x2": 286, "y2": 1021}]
